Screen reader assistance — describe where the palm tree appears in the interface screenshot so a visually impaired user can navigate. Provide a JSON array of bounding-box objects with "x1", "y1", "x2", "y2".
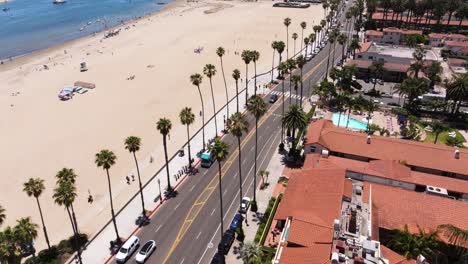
[
  {"x1": 276, "y1": 41, "x2": 286, "y2": 67},
  {"x1": 156, "y1": 118, "x2": 172, "y2": 190},
  {"x1": 227, "y1": 112, "x2": 249, "y2": 206},
  {"x1": 337, "y1": 33, "x2": 347, "y2": 63},
  {"x1": 363, "y1": 99, "x2": 378, "y2": 131},
  {"x1": 246, "y1": 95, "x2": 267, "y2": 205},
  {"x1": 303, "y1": 37, "x2": 310, "y2": 57},
  {"x1": 190, "y1": 73, "x2": 206, "y2": 149},
  {"x1": 313, "y1": 25, "x2": 321, "y2": 49},
  {"x1": 349, "y1": 37, "x2": 361, "y2": 59},
  {"x1": 424, "y1": 61, "x2": 442, "y2": 89},
  {"x1": 216, "y1": 47, "x2": 230, "y2": 121},
  {"x1": 320, "y1": 19, "x2": 326, "y2": 40},
  {"x1": 15, "y1": 217, "x2": 38, "y2": 248},
  {"x1": 180, "y1": 107, "x2": 195, "y2": 170},
  {"x1": 125, "y1": 136, "x2": 146, "y2": 216},
  {"x1": 325, "y1": 30, "x2": 338, "y2": 80},
  {"x1": 0, "y1": 205, "x2": 5, "y2": 226},
  {"x1": 286, "y1": 58, "x2": 296, "y2": 104},
  {"x1": 278, "y1": 62, "x2": 289, "y2": 143},
  {"x1": 270, "y1": 41, "x2": 278, "y2": 83},
  {"x1": 296, "y1": 55, "x2": 306, "y2": 106},
  {"x1": 251, "y1": 50, "x2": 260, "y2": 95},
  {"x1": 291, "y1": 75, "x2": 301, "y2": 105},
  {"x1": 53, "y1": 180, "x2": 83, "y2": 263},
  {"x1": 208, "y1": 139, "x2": 230, "y2": 241},
  {"x1": 203, "y1": 64, "x2": 218, "y2": 136},
  {"x1": 400, "y1": 77, "x2": 428, "y2": 110},
  {"x1": 455, "y1": 4, "x2": 468, "y2": 30},
  {"x1": 446, "y1": 73, "x2": 468, "y2": 115},
  {"x1": 300, "y1": 21, "x2": 306, "y2": 51},
  {"x1": 23, "y1": 178, "x2": 51, "y2": 250},
  {"x1": 322, "y1": 1, "x2": 330, "y2": 23},
  {"x1": 438, "y1": 224, "x2": 468, "y2": 251},
  {"x1": 370, "y1": 59, "x2": 385, "y2": 92},
  {"x1": 308, "y1": 33, "x2": 316, "y2": 55},
  {"x1": 232, "y1": 69, "x2": 241, "y2": 113},
  {"x1": 388, "y1": 225, "x2": 440, "y2": 260},
  {"x1": 282, "y1": 105, "x2": 307, "y2": 154},
  {"x1": 95, "y1": 149, "x2": 120, "y2": 243},
  {"x1": 56, "y1": 167, "x2": 77, "y2": 184},
  {"x1": 284, "y1": 17, "x2": 292, "y2": 59},
  {"x1": 446, "y1": 0, "x2": 460, "y2": 25},
  {"x1": 241, "y1": 50, "x2": 252, "y2": 102},
  {"x1": 292, "y1": 33, "x2": 298, "y2": 56},
  {"x1": 431, "y1": 120, "x2": 448, "y2": 144},
  {"x1": 241, "y1": 241, "x2": 262, "y2": 264}
]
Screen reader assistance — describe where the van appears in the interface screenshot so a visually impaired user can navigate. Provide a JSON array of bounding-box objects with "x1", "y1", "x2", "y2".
[
  {"x1": 200, "y1": 150, "x2": 215, "y2": 168},
  {"x1": 115, "y1": 236, "x2": 140, "y2": 263}
]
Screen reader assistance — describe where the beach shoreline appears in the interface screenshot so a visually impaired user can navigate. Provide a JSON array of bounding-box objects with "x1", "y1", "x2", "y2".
[{"x1": 0, "y1": 0, "x2": 323, "y2": 251}]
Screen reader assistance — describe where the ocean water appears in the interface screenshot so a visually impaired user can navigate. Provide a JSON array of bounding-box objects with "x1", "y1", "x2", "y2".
[
  {"x1": 0, "y1": 0, "x2": 170, "y2": 60},
  {"x1": 332, "y1": 113, "x2": 368, "y2": 130}
]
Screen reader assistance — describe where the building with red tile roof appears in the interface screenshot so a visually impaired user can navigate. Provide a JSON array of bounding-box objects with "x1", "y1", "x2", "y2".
[
  {"x1": 371, "y1": 12, "x2": 468, "y2": 28},
  {"x1": 365, "y1": 28, "x2": 423, "y2": 45},
  {"x1": 428, "y1": 33, "x2": 467, "y2": 47},
  {"x1": 444, "y1": 40, "x2": 468, "y2": 55}
]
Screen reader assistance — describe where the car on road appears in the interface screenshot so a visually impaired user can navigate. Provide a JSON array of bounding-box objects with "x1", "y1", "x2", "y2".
[
  {"x1": 218, "y1": 229, "x2": 236, "y2": 255},
  {"x1": 239, "y1": 197, "x2": 251, "y2": 213},
  {"x1": 200, "y1": 150, "x2": 215, "y2": 168},
  {"x1": 351, "y1": 80, "x2": 362, "y2": 90},
  {"x1": 116, "y1": 236, "x2": 140, "y2": 263},
  {"x1": 306, "y1": 54, "x2": 313, "y2": 61},
  {"x1": 269, "y1": 94, "x2": 278, "y2": 103},
  {"x1": 377, "y1": 79, "x2": 384, "y2": 85},
  {"x1": 370, "y1": 78, "x2": 377, "y2": 84},
  {"x1": 387, "y1": 102, "x2": 400, "y2": 107},
  {"x1": 135, "y1": 240, "x2": 156, "y2": 263},
  {"x1": 229, "y1": 213, "x2": 244, "y2": 231},
  {"x1": 210, "y1": 251, "x2": 225, "y2": 264},
  {"x1": 351, "y1": 75, "x2": 356, "y2": 81}
]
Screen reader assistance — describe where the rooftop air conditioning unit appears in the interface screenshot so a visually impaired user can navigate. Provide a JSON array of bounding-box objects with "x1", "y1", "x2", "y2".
[
  {"x1": 425, "y1": 185, "x2": 448, "y2": 197},
  {"x1": 321, "y1": 149, "x2": 329, "y2": 158}
]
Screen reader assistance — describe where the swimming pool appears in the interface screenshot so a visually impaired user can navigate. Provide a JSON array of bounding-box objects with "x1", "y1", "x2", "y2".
[{"x1": 332, "y1": 113, "x2": 368, "y2": 130}]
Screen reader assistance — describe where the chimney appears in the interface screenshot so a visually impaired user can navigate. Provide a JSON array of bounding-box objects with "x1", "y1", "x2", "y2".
[
  {"x1": 367, "y1": 135, "x2": 371, "y2": 144},
  {"x1": 455, "y1": 148, "x2": 460, "y2": 159}
]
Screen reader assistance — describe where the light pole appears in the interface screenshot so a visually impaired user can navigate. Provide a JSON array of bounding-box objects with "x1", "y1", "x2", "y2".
[{"x1": 157, "y1": 179, "x2": 162, "y2": 203}]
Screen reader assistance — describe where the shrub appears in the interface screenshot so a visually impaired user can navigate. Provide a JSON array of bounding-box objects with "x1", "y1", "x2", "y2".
[
  {"x1": 236, "y1": 226, "x2": 245, "y2": 242},
  {"x1": 250, "y1": 200, "x2": 258, "y2": 212}
]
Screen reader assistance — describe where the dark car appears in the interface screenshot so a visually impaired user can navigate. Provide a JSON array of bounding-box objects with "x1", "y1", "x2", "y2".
[
  {"x1": 210, "y1": 252, "x2": 225, "y2": 264},
  {"x1": 269, "y1": 94, "x2": 278, "y2": 103},
  {"x1": 229, "y1": 213, "x2": 244, "y2": 231},
  {"x1": 218, "y1": 230, "x2": 235, "y2": 255},
  {"x1": 351, "y1": 80, "x2": 362, "y2": 89},
  {"x1": 387, "y1": 102, "x2": 400, "y2": 107}
]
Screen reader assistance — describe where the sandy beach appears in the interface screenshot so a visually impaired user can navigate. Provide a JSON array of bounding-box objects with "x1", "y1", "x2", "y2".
[{"x1": 0, "y1": 0, "x2": 323, "y2": 249}]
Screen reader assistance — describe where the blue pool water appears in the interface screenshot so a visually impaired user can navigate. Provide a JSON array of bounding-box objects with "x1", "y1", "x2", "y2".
[
  {"x1": 332, "y1": 113, "x2": 368, "y2": 130},
  {"x1": 0, "y1": 0, "x2": 171, "y2": 59}
]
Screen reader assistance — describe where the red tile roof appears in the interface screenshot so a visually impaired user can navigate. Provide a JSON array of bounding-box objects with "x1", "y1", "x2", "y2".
[
  {"x1": 382, "y1": 27, "x2": 422, "y2": 35},
  {"x1": 445, "y1": 40, "x2": 468, "y2": 47},
  {"x1": 366, "y1": 30, "x2": 384, "y2": 37},
  {"x1": 448, "y1": 58, "x2": 468, "y2": 67},
  {"x1": 347, "y1": 59, "x2": 410, "y2": 73},
  {"x1": 305, "y1": 120, "x2": 468, "y2": 177},
  {"x1": 429, "y1": 33, "x2": 467, "y2": 40}
]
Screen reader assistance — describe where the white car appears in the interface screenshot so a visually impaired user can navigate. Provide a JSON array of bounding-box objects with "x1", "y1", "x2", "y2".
[
  {"x1": 240, "y1": 197, "x2": 251, "y2": 213},
  {"x1": 352, "y1": 75, "x2": 357, "y2": 81},
  {"x1": 306, "y1": 54, "x2": 313, "y2": 61},
  {"x1": 135, "y1": 240, "x2": 156, "y2": 263},
  {"x1": 115, "y1": 236, "x2": 140, "y2": 263}
]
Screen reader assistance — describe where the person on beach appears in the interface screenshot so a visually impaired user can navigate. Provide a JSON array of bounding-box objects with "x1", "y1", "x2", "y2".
[{"x1": 126, "y1": 176, "x2": 130, "y2": 184}]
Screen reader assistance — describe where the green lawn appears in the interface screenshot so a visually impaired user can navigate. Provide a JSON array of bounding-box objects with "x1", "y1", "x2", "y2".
[{"x1": 423, "y1": 129, "x2": 466, "y2": 146}]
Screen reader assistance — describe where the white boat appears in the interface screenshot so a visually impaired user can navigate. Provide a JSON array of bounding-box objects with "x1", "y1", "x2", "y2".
[{"x1": 53, "y1": 0, "x2": 67, "y2": 4}]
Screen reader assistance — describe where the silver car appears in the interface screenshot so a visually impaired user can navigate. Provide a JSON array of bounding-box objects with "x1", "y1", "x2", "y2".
[{"x1": 135, "y1": 240, "x2": 156, "y2": 263}]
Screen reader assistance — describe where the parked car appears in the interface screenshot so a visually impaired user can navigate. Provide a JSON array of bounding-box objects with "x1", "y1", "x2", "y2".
[
  {"x1": 239, "y1": 197, "x2": 251, "y2": 213},
  {"x1": 229, "y1": 213, "x2": 244, "y2": 231},
  {"x1": 116, "y1": 236, "x2": 140, "y2": 263},
  {"x1": 306, "y1": 54, "x2": 313, "y2": 61},
  {"x1": 210, "y1": 251, "x2": 225, "y2": 264},
  {"x1": 218, "y1": 230, "x2": 236, "y2": 255},
  {"x1": 269, "y1": 94, "x2": 278, "y2": 103},
  {"x1": 351, "y1": 80, "x2": 362, "y2": 89},
  {"x1": 387, "y1": 102, "x2": 400, "y2": 106},
  {"x1": 370, "y1": 78, "x2": 377, "y2": 84},
  {"x1": 377, "y1": 79, "x2": 384, "y2": 85},
  {"x1": 351, "y1": 75, "x2": 356, "y2": 81},
  {"x1": 135, "y1": 240, "x2": 156, "y2": 263}
]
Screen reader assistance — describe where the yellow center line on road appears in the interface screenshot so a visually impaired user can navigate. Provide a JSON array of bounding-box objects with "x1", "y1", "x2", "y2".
[{"x1": 161, "y1": 54, "x2": 330, "y2": 264}]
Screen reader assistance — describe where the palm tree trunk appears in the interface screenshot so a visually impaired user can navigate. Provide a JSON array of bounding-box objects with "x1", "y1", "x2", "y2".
[
  {"x1": 220, "y1": 57, "x2": 229, "y2": 121},
  {"x1": 106, "y1": 169, "x2": 120, "y2": 242},
  {"x1": 291, "y1": 126, "x2": 296, "y2": 153},
  {"x1": 286, "y1": 27, "x2": 289, "y2": 59},
  {"x1": 163, "y1": 136, "x2": 171, "y2": 190},
  {"x1": 293, "y1": 40, "x2": 296, "y2": 57},
  {"x1": 245, "y1": 64, "x2": 249, "y2": 103},
  {"x1": 235, "y1": 81, "x2": 239, "y2": 113},
  {"x1": 196, "y1": 85, "x2": 206, "y2": 149},
  {"x1": 254, "y1": 62, "x2": 257, "y2": 96},
  {"x1": 70, "y1": 203, "x2": 83, "y2": 263},
  {"x1": 209, "y1": 78, "x2": 218, "y2": 135},
  {"x1": 132, "y1": 152, "x2": 146, "y2": 217},
  {"x1": 36, "y1": 198, "x2": 51, "y2": 250},
  {"x1": 346, "y1": 108, "x2": 351, "y2": 128},
  {"x1": 337, "y1": 110, "x2": 342, "y2": 126},
  {"x1": 281, "y1": 80, "x2": 285, "y2": 143},
  {"x1": 447, "y1": 12, "x2": 453, "y2": 25},
  {"x1": 300, "y1": 69, "x2": 304, "y2": 106},
  {"x1": 217, "y1": 162, "x2": 224, "y2": 241},
  {"x1": 434, "y1": 132, "x2": 440, "y2": 144},
  {"x1": 253, "y1": 119, "x2": 258, "y2": 202},
  {"x1": 301, "y1": 29, "x2": 304, "y2": 51},
  {"x1": 186, "y1": 125, "x2": 192, "y2": 169},
  {"x1": 271, "y1": 49, "x2": 275, "y2": 83},
  {"x1": 66, "y1": 206, "x2": 83, "y2": 264},
  {"x1": 237, "y1": 137, "x2": 243, "y2": 206},
  {"x1": 325, "y1": 44, "x2": 332, "y2": 79},
  {"x1": 289, "y1": 73, "x2": 293, "y2": 104},
  {"x1": 332, "y1": 42, "x2": 337, "y2": 67}
]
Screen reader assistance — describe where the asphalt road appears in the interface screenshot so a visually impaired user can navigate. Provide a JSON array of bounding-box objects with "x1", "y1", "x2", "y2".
[{"x1": 109, "y1": 3, "x2": 352, "y2": 264}]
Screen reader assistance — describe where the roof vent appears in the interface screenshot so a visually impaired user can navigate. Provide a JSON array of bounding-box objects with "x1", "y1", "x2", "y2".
[
  {"x1": 321, "y1": 149, "x2": 329, "y2": 158},
  {"x1": 425, "y1": 185, "x2": 448, "y2": 197},
  {"x1": 367, "y1": 135, "x2": 371, "y2": 144},
  {"x1": 455, "y1": 148, "x2": 460, "y2": 159}
]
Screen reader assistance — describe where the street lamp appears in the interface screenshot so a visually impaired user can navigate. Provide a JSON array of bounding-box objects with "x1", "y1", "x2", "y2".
[{"x1": 157, "y1": 179, "x2": 162, "y2": 203}]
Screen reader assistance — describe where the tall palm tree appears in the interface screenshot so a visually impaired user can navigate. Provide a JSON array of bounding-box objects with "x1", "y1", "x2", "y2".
[
  {"x1": 179, "y1": 108, "x2": 195, "y2": 168},
  {"x1": 278, "y1": 62, "x2": 289, "y2": 143},
  {"x1": 270, "y1": 41, "x2": 278, "y2": 83},
  {"x1": 338, "y1": 33, "x2": 347, "y2": 63},
  {"x1": 300, "y1": 21, "x2": 306, "y2": 51},
  {"x1": 227, "y1": 112, "x2": 249, "y2": 206},
  {"x1": 296, "y1": 55, "x2": 306, "y2": 105},
  {"x1": 322, "y1": 1, "x2": 330, "y2": 23},
  {"x1": 424, "y1": 61, "x2": 442, "y2": 89},
  {"x1": 241, "y1": 50, "x2": 252, "y2": 102},
  {"x1": 23, "y1": 178, "x2": 51, "y2": 250},
  {"x1": 303, "y1": 37, "x2": 310, "y2": 57},
  {"x1": 286, "y1": 58, "x2": 297, "y2": 104},
  {"x1": 53, "y1": 180, "x2": 83, "y2": 263},
  {"x1": 232, "y1": 69, "x2": 241, "y2": 113},
  {"x1": 313, "y1": 25, "x2": 321, "y2": 50},
  {"x1": 363, "y1": 99, "x2": 378, "y2": 131},
  {"x1": 400, "y1": 77, "x2": 428, "y2": 110},
  {"x1": 283, "y1": 17, "x2": 291, "y2": 59},
  {"x1": 276, "y1": 41, "x2": 286, "y2": 67},
  {"x1": 430, "y1": 121, "x2": 448, "y2": 144},
  {"x1": 308, "y1": 33, "x2": 316, "y2": 55},
  {"x1": 282, "y1": 105, "x2": 307, "y2": 154},
  {"x1": 388, "y1": 225, "x2": 440, "y2": 260},
  {"x1": 203, "y1": 64, "x2": 218, "y2": 136},
  {"x1": 216, "y1": 47, "x2": 230, "y2": 120},
  {"x1": 95, "y1": 149, "x2": 120, "y2": 243},
  {"x1": 208, "y1": 139, "x2": 230, "y2": 241},
  {"x1": 446, "y1": 0, "x2": 460, "y2": 25},
  {"x1": 251, "y1": 50, "x2": 260, "y2": 95},
  {"x1": 124, "y1": 136, "x2": 145, "y2": 216},
  {"x1": 292, "y1": 33, "x2": 298, "y2": 56},
  {"x1": 190, "y1": 73, "x2": 206, "y2": 149},
  {"x1": 55, "y1": 168, "x2": 79, "y2": 234},
  {"x1": 320, "y1": 19, "x2": 326, "y2": 40},
  {"x1": 349, "y1": 37, "x2": 361, "y2": 59},
  {"x1": 246, "y1": 95, "x2": 267, "y2": 205},
  {"x1": 370, "y1": 59, "x2": 385, "y2": 92},
  {"x1": 325, "y1": 30, "x2": 337, "y2": 80},
  {"x1": 446, "y1": 73, "x2": 468, "y2": 115},
  {"x1": 156, "y1": 118, "x2": 172, "y2": 190},
  {"x1": 438, "y1": 224, "x2": 468, "y2": 251},
  {"x1": 0, "y1": 205, "x2": 5, "y2": 226},
  {"x1": 15, "y1": 217, "x2": 38, "y2": 249},
  {"x1": 291, "y1": 75, "x2": 301, "y2": 105},
  {"x1": 241, "y1": 241, "x2": 262, "y2": 264}
]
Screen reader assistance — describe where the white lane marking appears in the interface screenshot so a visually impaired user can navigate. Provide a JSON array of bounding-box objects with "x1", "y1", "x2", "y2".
[
  {"x1": 174, "y1": 202, "x2": 181, "y2": 211},
  {"x1": 210, "y1": 208, "x2": 216, "y2": 216},
  {"x1": 155, "y1": 225, "x2": 162, "y2": 233},
  {"x1": 196, "y1": 231, "x2": 202, "y2": 240},
  {"x1": 223, "y1": 189, "x2": 227, "y2": 197},
  {"x1": 180, "y1": 258, "x2": 185, "y2": 264},
  {"x1": 190, "y1": 185, "x2": 195, "y2": 192}
]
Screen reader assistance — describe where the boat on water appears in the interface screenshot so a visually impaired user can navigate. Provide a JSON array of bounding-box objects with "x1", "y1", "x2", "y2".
[
  {"x1": 53, "y1": 0, "x2": 67, "y2": 4},
  {"x1": 2, "y1": 7, "x2": 10, "y2": 12}
]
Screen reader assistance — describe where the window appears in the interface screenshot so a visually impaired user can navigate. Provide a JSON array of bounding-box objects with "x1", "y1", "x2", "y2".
[
  {"x1": 357, "y1": 55, "x2": 362, "y2": 58},
  {"x1": 368, "y1": 56, "x2": 373, "y2": 60},
  {"x1": 310, "y1": 146, "x2": 316, "y2": 152}
]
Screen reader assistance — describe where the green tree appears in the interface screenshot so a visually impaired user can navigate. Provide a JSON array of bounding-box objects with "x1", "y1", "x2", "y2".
[
  {"x1": 56, "y1": 167, "x2": 77, "y2": 184},
  {"x1": 388, "y1": 225, "x2": 440, "y2": 260},
  {"x1": 156, "y1": 118, "x2": 172, "y2": 190},
  {"x1": 179, "y1": 108, "x2": 195, "y2": 169},
  {"x1": 278, "y1": 62, "x2": 289, "y2": 142},
  {"x1": 292, "y1": 33, "x2": 298, "y2": 56},
  {"x1": 291, "y1": 75, "x2": 301, "y2": 105},
  {"x1": 270, "y1": 41, "x2": 278, "y2": 83},
  {"x1": 203, "y1": 64, "x2": 218, "y2": 135},
  {"x1": 0, "y1": 226, "x2": 23, "y2": 263},
  {"x1": 286, "y1": 58, "x2": 297, "y2": 105},
  {"x1": 15, "y1": 217, "x2": 38, "y2": 250},
  {"x1": 125, "y1": 136, "x2": 146, "y2": 216},
  {"x1": 246, "y1": 95, "x2": 267, "y2": 205},
  {"x1": 241, "y1": 241, "x2": 262, "y2": 264},
  {"x1": 309, "y1": 33, "x2": 316, "y2": 54},
  {"x1": 400, "y1": 77, "x2": 428, "y2": 111},
  {"x1": 296, "y1": 55, "x2": 307, "y2": 106},
  {"x1": 446, "y1": 73, "x2": 468, "y2": 115},
  {"x1": 424, "y1": 61, "x2": 442, "y2": 90},
  {"x1": 23, "y1": 178, "x2": 51, "y2": 250},
  {"x1": 300, "y1": 21, "x2": 307, "y2": 51},
  {"x1": 313, "y1": 25, "x2": 322, "y2": 49},
  {"x1": 283, "y1": 17, "x2": 291, "y2": 59},
  {"x1": 410, "y1": 47, "x2": 426, "y2": 78},
  {"x1": 95, "y1": 149, "x2": 120, "y2": 244},
  {"x1": 325, "y1": 29, "x2": 338, "y2": 80},
  {"x1": 241, "y1": 50, "x2": 252, "y2": 102},
  {"x1": 251, "y1": 50, "x2": 260, "y2": 95},
  {"x1": 0, "y1": 205, "x2": 4, "y2": 227},
  {"x1": 228, "y1": 112, "x2": 249, "y2": 206},
  {"x1": 370, "y1": 59, "x2": 385, "y2": 92},
  {"x1": 438, "y1": 224, "x2": 468, "y2": 252},
  {"x1": 217, "y1": 47, "x2": 230, "y2": 120},
  {"x1": 338, "y1": 33, "x2": 348, "y2": 63},
  {"x1": 349, "y1": 37, "x2": 361, "y2": 59},
  {"x1": 275, "y1": 41, "x2": 286, "y2": 67},
  {"x1": 232, "y1": 69, "x2": 241, "y2": 113},
  {"x1": 282, "y1": 105, "x2": 307, "y2": 154},
  {"x1": 208, "y1": 139, "x2": 230, "y2": 241},
  {"x1": 190, "y1": 73, "x2": 205, "y2": 149},
  {"x1": 430, "y1": 121, "x2": 449, "y2": 144},
  {"x1": 303, "y1": 37, "x2": 310, "y2": 57},
  {"x1": 455, "y1": 4, "x2": 468, "y2": 30},
  {"x1": 446, "y1": 0, "x2": 461, "y2": 25}
]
